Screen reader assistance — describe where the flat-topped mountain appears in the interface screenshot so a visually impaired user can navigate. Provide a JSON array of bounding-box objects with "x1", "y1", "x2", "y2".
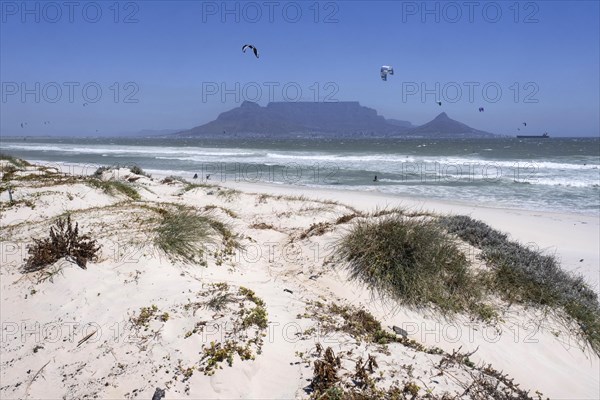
[
  {"x1": 407, "y1": 112, "x2": 496, "y2": 137},
  {"x1": 173, "y1": 103, "x2": 496, "y2": 138},
  {"x1": 174, "y1": 101, "x2": 407, "y2": 137}
]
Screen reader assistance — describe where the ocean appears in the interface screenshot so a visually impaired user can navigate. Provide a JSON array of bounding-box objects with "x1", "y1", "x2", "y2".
[{"x1": 2, "y1": 137, "x2": 599, "y2": 215}]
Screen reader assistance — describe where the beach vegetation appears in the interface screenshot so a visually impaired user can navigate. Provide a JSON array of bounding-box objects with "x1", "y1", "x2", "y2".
[
  {"x1": 86, "y1": 179, "x2": 141, "y2": 200},
  {"x1": 440, "y1": 215, "x2": 600, "y2": 355},
  {"x1": 205, "y1": 291, "x2": 235, "y2": 311},
  {"x1": 153, "y1": 205, "x2": 240, "y2": 264},
  {"x1": 203, "y1": 204, "x2": 238, "y2": 218},
  {"x1": 197, "y1": 284, "x2": 267, "y2": 375},
  {"x1": 92, "y1": 166, "x2": 110, "y2": 178},
  {"x1": 301, "y1": 302, "x2": 544, "y2": 399},
  {"x1": 249, "y1": 222, "x2": 276, "y2": 230},
  {"x1": 24, "y1": 214, "x2": 101, "y2": 273},
  {"x1": 336, "y1": 214, "x2": 484, "y2": 316},
  {"x1": 0, "y1": 153, "x2": 30, "y2": 168},
  {"x1": 335, "y1": 213, "x2": 359, "y2": 225},
  {"x1": 131, "y1": 305, "x2": 170, "y2": 331},
  {"x1": 129, "y1": 165, "x2": 150, "y2": 177},
  {"x1": 256, "y1": 193, "x2": 269, "y2": 204},
  {"x1": 178, "y1": 182, "x2": 218, "y2": 194},
  {"x1": 1, "y1": 164, "x2": 19, "y2": 181},
  {"x1": 216, "y1": 188, "x2": 241, "y2": 202},
  {"x1": 154, "y1": 206, "x2": 214, "y2": 264}
]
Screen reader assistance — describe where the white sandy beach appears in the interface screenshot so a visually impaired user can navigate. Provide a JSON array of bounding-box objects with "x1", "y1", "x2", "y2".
[{"x1": 1, "y1": 160, "x2": 598, "y2": 399}]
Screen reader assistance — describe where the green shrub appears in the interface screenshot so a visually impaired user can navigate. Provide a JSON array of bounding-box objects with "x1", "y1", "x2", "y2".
[{"x1": 337, "y1": 215, "x2": 480, "y2": 314}]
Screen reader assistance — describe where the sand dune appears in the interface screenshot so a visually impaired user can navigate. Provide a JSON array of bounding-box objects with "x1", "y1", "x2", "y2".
[{"x1": 1, "y1": 160, "x2": 598, "y2": 399}]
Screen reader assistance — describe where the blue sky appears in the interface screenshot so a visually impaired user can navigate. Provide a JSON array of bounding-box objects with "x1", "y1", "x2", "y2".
[{"x1": 1, "y1": 0, "x2": 599, "y2": 136}]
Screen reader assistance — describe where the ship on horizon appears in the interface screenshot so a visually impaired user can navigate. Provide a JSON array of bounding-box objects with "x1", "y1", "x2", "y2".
[{"x1": 517, "y1": 132, "x2": 549, "y2": 139}]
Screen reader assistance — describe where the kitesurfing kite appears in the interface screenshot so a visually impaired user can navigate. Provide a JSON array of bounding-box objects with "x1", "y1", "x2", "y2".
[
  {"x1": 242, "y1": 44, "x2": 259, "y2": 58},
  {"x1": 380, "y1": 66, "x2": 394, "y2": 81}
]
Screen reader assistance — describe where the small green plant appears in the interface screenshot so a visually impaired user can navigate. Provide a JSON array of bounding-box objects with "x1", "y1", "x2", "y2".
[
  {"x1": 201, "y1": 340, "x2": 254, "y2": 375},
  {"x1": 133, "y1": 305, "x2": 159, "y2": 328},
  {"x1": 131, "y1": 305, "x2": 171, "y2": 330},
  {"x1": 402, "y1": 381, "x2": 420, "y2": 396},
  {"x1": 206, "y1": 292, "x2": 235, "y2": 311}
]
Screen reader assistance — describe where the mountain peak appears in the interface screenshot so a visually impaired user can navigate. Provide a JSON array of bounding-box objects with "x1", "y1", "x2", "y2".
[
  {"x1": 408, "y1": 112, "x2": 496, "y2": 137},
  {"x1": 240, "y1": 101, "x2": 260, "y2": 108}
]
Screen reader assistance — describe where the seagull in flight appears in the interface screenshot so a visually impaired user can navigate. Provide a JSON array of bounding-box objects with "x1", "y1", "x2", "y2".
[{"x1": 242, "y1": 44, "x2": 259, "y2": 58}]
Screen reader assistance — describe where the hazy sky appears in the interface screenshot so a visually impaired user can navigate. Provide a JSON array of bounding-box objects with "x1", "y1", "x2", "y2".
[{"x1": 1, "y1": 0, "x2": 599, "y2": 137}]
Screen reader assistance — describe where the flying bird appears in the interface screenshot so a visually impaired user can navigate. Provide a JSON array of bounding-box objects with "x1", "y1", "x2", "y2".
[
  {"x1": 522, "y1": 122, "x2": 527, "y2": 126},
  {"x1": 20, "y1": 123, "x2": 24, "y2": 128},
  {"x1": 478, "y1": 107, "x2": 484, "y2": 112},
  {"x1": 436, "y1": 101, "x2": 442, "y2": 106},
  {"x1": 242, "y1": 44, "x2": 259, "y2": 58},
  {"x1": 380, "y1": 65, "x2": 394, "y2": 81},
  {"x1": 83, "y1": 103, "x2": 88, "y2": 107}
]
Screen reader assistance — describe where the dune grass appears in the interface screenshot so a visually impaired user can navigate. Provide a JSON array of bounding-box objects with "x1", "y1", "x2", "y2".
[
  {"x1": 86, "y1": 179, "x2": 141, "y2": 200},
  {"x1": 154, "y1": 206, "x2": 215, "y2": 263},
  {"x1": 129, "y1": 165, "x2": 150, "y2": 177},
  {"x1": 337, "y1": 212, "x2": 600, "y2": 353},
  {"x1": 216, "y1": 188, "x2": 241, "y2": 202},
  {"x1": 336, "y1": 214, "x2": 484, "y2": 316},
  {"x1": 440, "y1": 215, "x2": 600, "y2": 355},
  {"x1": 0, "y1": 153, "x2": 30, "y2": 168},
  {"x1": 153, "y1": 205, "x2": 239, "y2": 264}
]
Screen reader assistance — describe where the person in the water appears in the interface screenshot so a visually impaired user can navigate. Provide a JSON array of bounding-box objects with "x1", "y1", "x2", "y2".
[
  {"x1": 193, "y1": 173, "x2": 198, "y2": 179},
  {"x1": 373, "y1": 175, "x2": 378, "y2": 182}
]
